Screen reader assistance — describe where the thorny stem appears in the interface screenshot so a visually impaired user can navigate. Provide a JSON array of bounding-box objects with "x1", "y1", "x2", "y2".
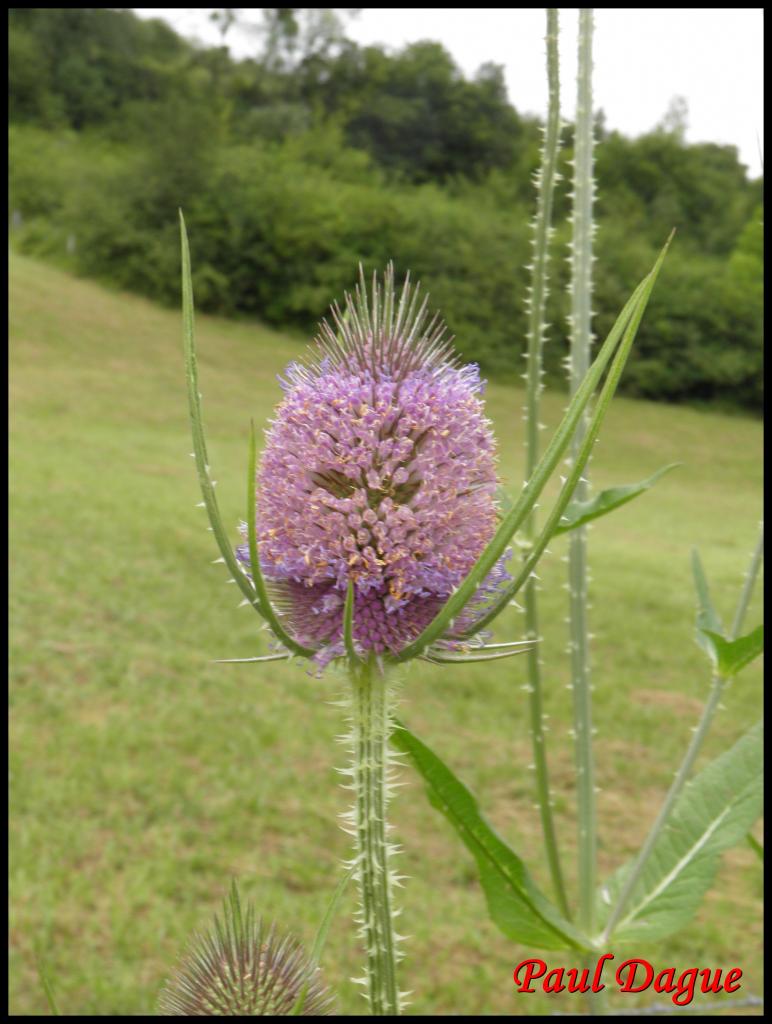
[
  {"x1": 568, "y1": 8, "x2": 597, "y2": 944},
  {"x1": 349, "y1": 658, "x2": 400, "y2": 1015},
  {"x1": 730, "y1": 523, "x2": 764, "y2": 639},
  {"x1": 601, "y1": 523, "x2": 764, "y2": 943},
  {"x1": 522, "y1": 8, "x2": 570, "y2": 920}
]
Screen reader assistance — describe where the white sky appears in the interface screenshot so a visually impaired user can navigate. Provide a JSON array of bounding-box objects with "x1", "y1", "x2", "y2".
[{"x1": 133, "y1": 8, "x2": 764, "y2": 178}]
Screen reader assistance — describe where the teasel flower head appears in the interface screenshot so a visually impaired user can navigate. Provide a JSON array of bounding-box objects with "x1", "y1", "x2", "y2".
[
  {"x1": 158, "y1": 884, "x2": 334, "y2": 1016},
  {"x1": 237, "y1": 265, "x2": 512, "y2": 668}
]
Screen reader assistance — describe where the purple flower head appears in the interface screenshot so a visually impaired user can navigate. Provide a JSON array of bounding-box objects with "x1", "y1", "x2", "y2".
[{"x1": 238, "y1": 266, "x2": 510, "y2": 667}]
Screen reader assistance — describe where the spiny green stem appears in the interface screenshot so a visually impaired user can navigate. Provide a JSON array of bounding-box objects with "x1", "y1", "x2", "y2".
[
  {"x1": 521, "y1": 8, "x2": 569, "y2": 919},
  {"x1": 601, "y1": 523, "x2": 764, "y2": 943},
  {"x1": 568, "y1": 7, "x2": 597, "y2": 940},
  {"x1": 730, "y1": 523, "x2": 763, "y2": 639},
  {"x1": 350, "y1": 659, "x2": 400, "y2": 1015},
  {"x1": 524, "y1": 7, "x2": 561, "y2": 477},
  {"x1": 524, "y1": 595, "x2": 569, "y2": 919}
]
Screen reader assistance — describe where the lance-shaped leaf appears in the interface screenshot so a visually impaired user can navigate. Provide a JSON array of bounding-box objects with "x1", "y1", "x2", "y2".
[
  {"x1": 699, "y1": 626, "x2": 764, "y2": 679},
  {"x1": 746, "y1": 832, "x2": 763, "y2": 862},
  {"x1": 391, "y1": 721, "x2": 590, "y2": 951},
  {"x1": 393, "y1": 239, "x2": 671, "y2": 661},
  {"x1": 553, "y1": 463, "x2": 680, "y2": 536},
  {"x1": 691, "y1": 548, "x2": 725, "y2": 662},
  {"x1": 454, "y1": 238, "x2": 673, "y2": 641},
  {"x1": 424, "y1": 649, "x2": 537, "y2": 666},
  {"x1": 597, "y1": 720, "x2": 763, "y2": 943},
  {"x1": 34, "y1": 943, "x2": 60, "y2": 1017},
  {"x1": 214, "y1": 653, "x2": 291, "y2": 664},
  {"x1": 342, "y1": 580, "x2": 359, "y2": 662},
  {"x1": 692, "y1": 546, "x2": 763, "y2": 676},
  {"x1": 291, "y1": 864, "x2": 355, "y2": 1015},
  {"x1": 181, "y1": 212, "x2": 256, "y2": 608},
  {"x1": 420, "y1": 639, "x2": 537, "y2": 665},
  {"x1": 389, "y1": 265, "x2": 651, "y2": 661},
  {"x1": 181, "y1": 211, "x2": 315, "y2": 660}
]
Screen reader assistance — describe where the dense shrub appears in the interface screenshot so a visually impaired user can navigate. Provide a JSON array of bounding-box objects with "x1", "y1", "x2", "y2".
[{"x1": 9, "y1": 125, "x2": 762, "y2": 410}]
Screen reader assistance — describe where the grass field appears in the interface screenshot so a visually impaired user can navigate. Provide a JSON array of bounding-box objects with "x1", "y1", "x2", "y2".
[{"x1": 9, "y1": 252, "x2": 763, "y2": 1016}]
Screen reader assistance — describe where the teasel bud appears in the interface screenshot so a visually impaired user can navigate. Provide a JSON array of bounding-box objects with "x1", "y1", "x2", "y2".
[{"x1": 158, "y1": 884, "x2": 334, "y2": 1016}]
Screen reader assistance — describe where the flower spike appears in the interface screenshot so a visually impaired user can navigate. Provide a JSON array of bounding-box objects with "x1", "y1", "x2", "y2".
[{"x1": 238, "y1": 263, "x2": 512, "y2": 669}]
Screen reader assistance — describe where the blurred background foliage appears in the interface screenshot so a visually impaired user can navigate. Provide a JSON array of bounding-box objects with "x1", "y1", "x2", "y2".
[{"x1": 8, "y1": 7, "x2": 763, "y2": 409}]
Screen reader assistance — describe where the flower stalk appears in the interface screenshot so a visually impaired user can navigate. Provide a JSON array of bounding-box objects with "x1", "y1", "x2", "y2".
[
  {"x1": 568, "y1": 7, "x2": 598, "y2": 940},
  {"x1": 521, "y1": 7, "x2": 569, "y2": 919},
  {"x1": 345, "y1": 658, "x2": 402, "y2": 1015}
]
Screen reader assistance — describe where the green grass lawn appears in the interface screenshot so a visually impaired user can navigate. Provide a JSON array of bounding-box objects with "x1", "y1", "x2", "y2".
[{"x1": 9, "y1": 252, "x2": 762, "y2": 1016}]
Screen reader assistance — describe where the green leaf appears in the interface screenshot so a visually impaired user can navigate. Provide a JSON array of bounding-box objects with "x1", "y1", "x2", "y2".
[
  {"x1": 700, "y1": 626, "x2": 763, "y2": 678},
  {"x1": 181, "y1": 212, "x2": 257, "y2": 610},
  {"x1": 34, "y1": 943, "x2": 60, "y2": 1016},
  {"x1": 391, "y1": 720, "x2": 590, "y2": 951},
  {"x1": 455, "y1": 236, "x2": 674, "y2": 642},
  {"x1": 553, "y1": 463, "x2": 680, "y2": 535},
  {"x1": 214, "y1": 653, "x2": 291, "y2": 664},
  {"x1": 181, "y1": 212, "x2": 314, "y2": 660},
  {"x1": 291, "y1": 865, "x2": 355, "y2": 1015},
  {"x1": 421, "y1": 643, "x2": 536, "y2": 665},
  {"x1": 691, "y1": 548, "x2": 725, "y2": 661},
  {"x1": 343, "y1": 580, "x2": 358, "y2": 662},
  {"x1": 394, "y1": 237, "x2": 672, "y2": 661},
  {"x1": 598, "y1": 720, "x2": 763, "y2": 943},
  {"x1": 746, "y1": 832, "x2": 763, "y2": 862}
]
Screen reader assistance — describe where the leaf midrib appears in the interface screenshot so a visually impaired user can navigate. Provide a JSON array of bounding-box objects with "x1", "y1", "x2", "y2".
[{"x1": 617, "y1": 791, "x2": 747, "y2": 930}]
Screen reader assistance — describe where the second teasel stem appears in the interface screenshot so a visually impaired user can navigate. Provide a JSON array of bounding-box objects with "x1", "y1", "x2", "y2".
[
  {"x1": 522, "y1": 6, "x2": 570, "y2": 920},
  {"x1": 569, "y1": 7, "x2": 598, "y2": 939},
  {"x1": 349, "y1": 658, "x2": 401, "y2": 1015}
]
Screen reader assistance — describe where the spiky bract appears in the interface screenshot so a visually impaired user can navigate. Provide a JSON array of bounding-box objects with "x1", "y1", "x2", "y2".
[{"x1": 158, "y1": 885, "x2": 333, "y2": 1016}]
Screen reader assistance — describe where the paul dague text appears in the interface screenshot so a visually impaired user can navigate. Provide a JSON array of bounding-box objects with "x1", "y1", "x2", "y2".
[{"x1": 513, "y1": 954, "x2": 742, "y2": 1007}]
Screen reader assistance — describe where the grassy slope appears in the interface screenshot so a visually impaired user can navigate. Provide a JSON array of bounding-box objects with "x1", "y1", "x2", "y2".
[{"x1": 10, "y1": 252, "x2": 762, "y2": 1016}]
